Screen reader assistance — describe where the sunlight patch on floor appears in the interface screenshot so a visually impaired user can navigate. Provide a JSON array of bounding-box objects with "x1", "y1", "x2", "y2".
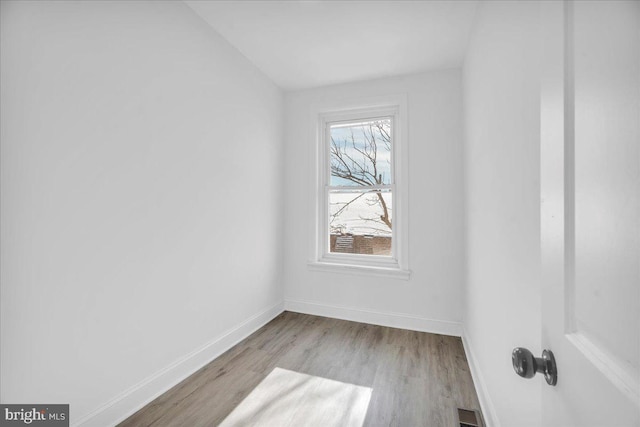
[{"x1": 219, "y1": 367, "x2": 372, "y2": 427}]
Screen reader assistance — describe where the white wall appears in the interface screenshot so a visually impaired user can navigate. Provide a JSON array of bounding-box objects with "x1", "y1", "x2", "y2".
[
  {"x1": 462, "y1": 1, "x2": 542, "y2": 426},
  {"x1": 0, "y1": 1, "x2": 283, "y2": 424},
  {"x1": 283, "y1": 70, "x2": 465, "y2": 334}
]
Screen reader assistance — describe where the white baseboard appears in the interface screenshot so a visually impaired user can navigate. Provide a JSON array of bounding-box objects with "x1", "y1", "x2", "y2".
[
  {"x1": 284, "y1": 298, "x2": 462, "y2": 337},
  {"x1": 74, "y1": 301, "x2": 285, "y2": 427},
  {"x1": 461, "y1": 328, "x2": 500, "y2": 427}
]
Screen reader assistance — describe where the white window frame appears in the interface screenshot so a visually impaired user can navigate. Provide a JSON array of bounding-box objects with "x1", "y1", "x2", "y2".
[{"x1": 308, "y1": 95, "x2": 410, "y2": 280}]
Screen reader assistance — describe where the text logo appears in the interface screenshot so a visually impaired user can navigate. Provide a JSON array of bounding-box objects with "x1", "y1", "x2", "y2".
[{"x1": 0, "y1": 405, "x2": 68, "y2": 426}]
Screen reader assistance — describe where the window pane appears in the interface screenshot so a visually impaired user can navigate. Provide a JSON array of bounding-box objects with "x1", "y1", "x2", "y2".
[
  {"x1": 330, "y1": 118, "x2": 392, "y2": 187},
  {"x1": 329, "y1": 190, "x2": 392, "y2": 256}
]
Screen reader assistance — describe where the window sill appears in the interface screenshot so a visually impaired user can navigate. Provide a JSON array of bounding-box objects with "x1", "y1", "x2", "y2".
[{"x1": 307, "y1": 260, "x2": 411, "y2": 280}]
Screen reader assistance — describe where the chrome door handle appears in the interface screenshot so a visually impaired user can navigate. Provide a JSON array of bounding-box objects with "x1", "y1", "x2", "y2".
[{"x1": 512, "y1": 347, "x2": 557, "y2": 386}]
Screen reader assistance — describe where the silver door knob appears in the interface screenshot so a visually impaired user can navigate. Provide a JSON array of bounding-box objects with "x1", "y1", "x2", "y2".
[{"x1": 512, "y1": 347, "x2": 557, "y2": 386}]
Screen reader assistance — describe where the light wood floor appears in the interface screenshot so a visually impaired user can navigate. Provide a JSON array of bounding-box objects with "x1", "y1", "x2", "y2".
[{"x1": 119, "y1": 311, "x2": 481, "y2": 427}]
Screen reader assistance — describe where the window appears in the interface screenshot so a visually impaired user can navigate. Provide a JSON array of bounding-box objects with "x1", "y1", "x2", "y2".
[
  {"x1": 328, "y1": 117, "x2": 393, "y2": 255},
  {"x1": 310, "y1": 98, "x2": 409, "y2": 279}
]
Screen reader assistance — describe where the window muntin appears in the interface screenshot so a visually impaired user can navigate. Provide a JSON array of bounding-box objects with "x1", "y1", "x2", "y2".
[{"x1": 325, "y1": 116, "x2": 394, "y2": 257}]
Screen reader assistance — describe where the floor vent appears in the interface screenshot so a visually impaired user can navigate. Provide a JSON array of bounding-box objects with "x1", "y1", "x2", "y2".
[{"x1": 456, "y1": 408, "x2": 484, "y2": 427}]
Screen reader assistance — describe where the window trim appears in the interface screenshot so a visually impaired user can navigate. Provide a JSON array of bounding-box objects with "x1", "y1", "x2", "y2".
[{"x1": 308, "y1": 95, "x2": 410, "y2": 279}]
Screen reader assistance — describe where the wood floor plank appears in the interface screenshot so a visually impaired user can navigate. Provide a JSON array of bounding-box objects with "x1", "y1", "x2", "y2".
[{"x1": 119, "y1": 312, "x2": 481, "y2": 427}]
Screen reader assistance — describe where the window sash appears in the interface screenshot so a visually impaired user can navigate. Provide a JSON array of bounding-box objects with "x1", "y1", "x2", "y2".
[
  {"x1": 325, "y1": 116, "x2": 396, "y2": 189},
  {"x1": 325, "y1": 187, "x2": 394, "y2": 259}
]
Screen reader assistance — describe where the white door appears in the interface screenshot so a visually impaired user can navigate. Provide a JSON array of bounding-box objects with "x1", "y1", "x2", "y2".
[{"x1": 540, "y1": 1, "x2": 639, "y2": 426}]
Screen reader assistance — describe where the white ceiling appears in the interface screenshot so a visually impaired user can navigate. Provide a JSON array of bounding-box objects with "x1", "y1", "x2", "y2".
[{"x1": 185, "y1": 0, "x2": 479, "y2": 91}]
